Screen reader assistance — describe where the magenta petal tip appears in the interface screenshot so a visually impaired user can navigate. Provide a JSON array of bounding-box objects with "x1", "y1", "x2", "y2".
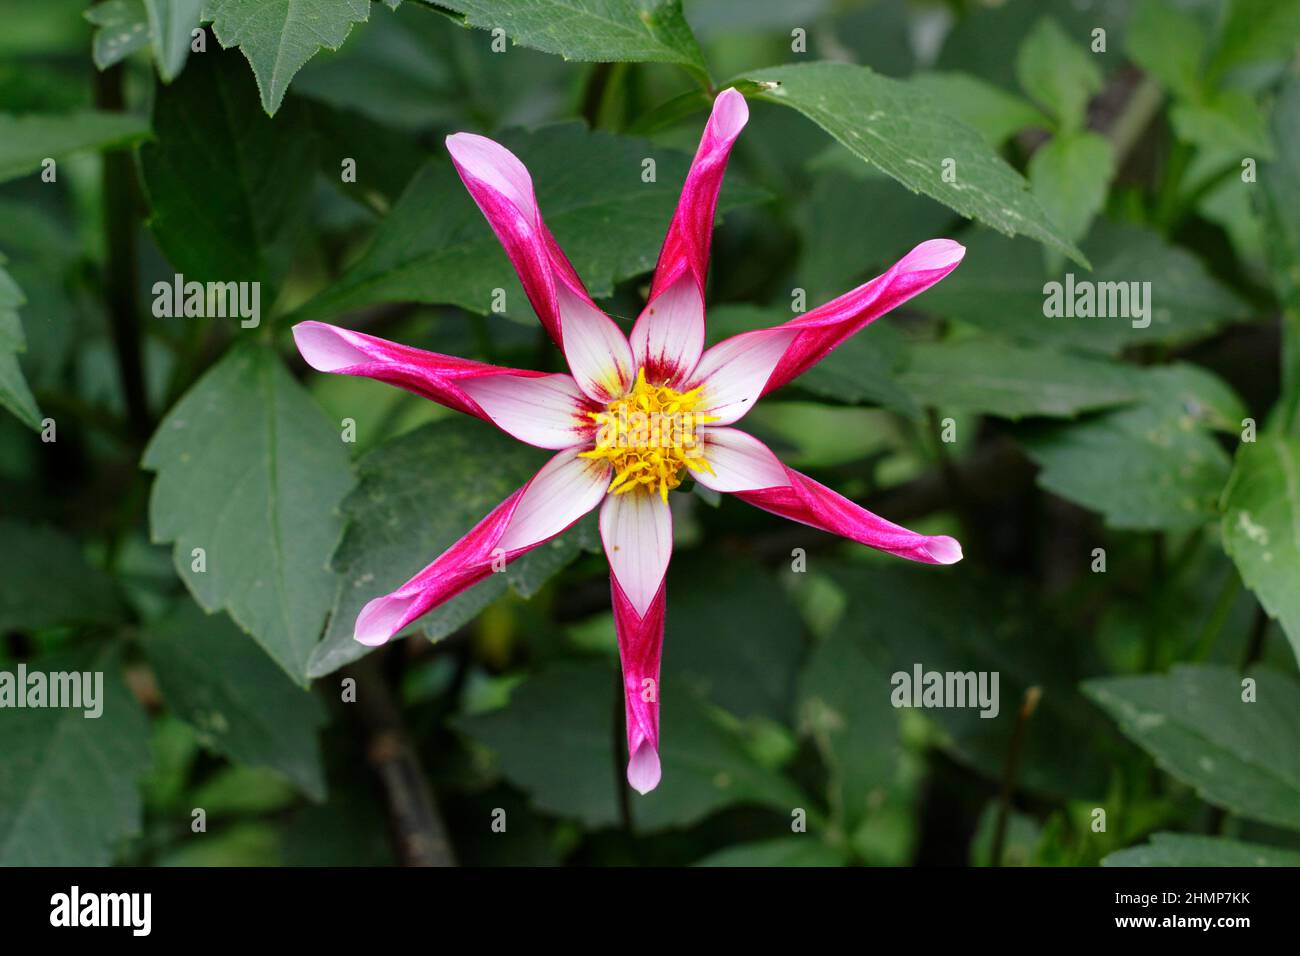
[
  {"x1": 626, "y1": 742, "x2": 662, "y2": 794},
  {"x1": 925, "y1": 536, "x2": 963, "y2": 565}
]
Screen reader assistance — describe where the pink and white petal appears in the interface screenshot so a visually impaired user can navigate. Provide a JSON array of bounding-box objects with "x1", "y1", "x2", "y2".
[
  {"x1": 681, "y1": 239, "x2": 965, "y2": 421},
  {"x1": 630, "y1": 89, "x2": 748, "y2": 386},
  {"x1": 446, "y1": 132, "x2": 565, "y2": 344},
  {"x1": 353, "y1": 450, "x2": 611, "y2": 647},
  {"x1": 761, "y1": 239, "x2": 966, "y2": 394},
  {"x1": 734, "y1": 461, "x2": 963, "y2": 566},
  {"x1": 554, "y1": 283, "x2": 635, "y2": 403},
  {"x1": 293, "y1": 321, "x2": 596, "y2": 449},
  {"x1": 686, "y1": 327, "x2": 798, "y2": 425},
  {"x1": 691, "y1": 427, "x2": 788, "y2": 493},
  {"x1": 446, "y1": 132, "x2": 633, "y2": 399},
  {"x1": 353, "y1": 488, "x2": 525, "y2": 647},
  {"x1": 645, "y1": 88, "x2": 749, "y2": 304},
  {"x1": 600, "y1": 489, "x2": 672, "y2": 618},
  {"x1": 459, "y1": 372, "x2": 596, "y2": 449},
  {"x1": 629, "y1": 273, "x2": 705, "y2": 388},
  {"x1": 498, "y1": 449, "x2": 613, "y2": 551},
  {"x1": 612, "y1": 573, "x2": 665, "y2": 794}
]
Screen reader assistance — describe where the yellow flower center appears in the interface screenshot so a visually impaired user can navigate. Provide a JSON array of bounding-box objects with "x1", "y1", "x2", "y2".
[{"x1": 580, "y1": 368, "x2": 716, "y2": 502}]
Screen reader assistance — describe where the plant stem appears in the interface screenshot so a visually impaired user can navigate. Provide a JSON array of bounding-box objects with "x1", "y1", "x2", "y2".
[
  {"x1": 1280, "y1": 309, "x2": 1300, "y2": 435},
  {"x1": 1153, "y1": 140, "x2": 1193, "y2": 230},
  {"x1": 1192, "y1": 571, "x2": 1241, "y2": 661},
  {"x1": 1240, "y1": 604, "x2": 1270, "y2": 671},
  {"x1": 93, "y1": 54, "x2": 150, "y2": 440},
  {"x1": 581, "y1": 62, "x2": 615, "y2": 128},
  {"x1": 1105, "y1": 75, "x2": 1164, "y2": 169},
  {"x1": 345, "y1": 654, "x2": 457, "y2": 866},
  {"x1": 990, "y1": 686, "x2": 1041, "y2": 867}
]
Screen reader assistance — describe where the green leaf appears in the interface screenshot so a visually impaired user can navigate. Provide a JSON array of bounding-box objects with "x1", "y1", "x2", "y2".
[
  {"x1": 431, "y1": 0, "x2": 708, "y2": 79},
  {"x1": 458, "y1": 660, "x2": 810, "y2": 830},
  {"x1": 1171, "y1": 91, "x2": 1274, "y2": 160},
  {"x1": 798, "y1": 629, "x2": 901, "y2": 834},
  {"x1": 1014, "y1": 17, "x2": 1102, "y2": 132},
  {"x1": 897, "y1": 337, "x2": 1143, "y2": 420},
  {"x1": 1028, "y1": 131, "x2": 1114, "y2": 248},
  {"x1": 686, "y1": 0, "x2": 832, "y2": 41},
  {"x1": 694, "y1": 837, "x2": 847, "y2": 866},
  {"x1": 665, "y1": 555, "x2": 806, "y2": 724},
  {"x1": 507, "y1": 512, "x2": 599, "y2": 599},
  {"x1": 281, "y1": 776, "x2": 394, "y2": 865},
  {"x1": 309, "y1": 418, "x2": 548, "y2": 678},
  {"x1": 140, "y1": 48, "x2": 316, "y2": 292},
  {"x1": 1083, "y1": 665, "x2": 1300, "y2": 830},
  {"x1": 641, "y1": 685, "x2": 811, "y2": 830},
  {"x1": 1125, "y1": 0, "x2": 1206, "y2": 101},
  {"x1": 305, "y1": 98, "x2": 426, "y2": 207},
  {"x1": 827, "y1": 562, "x2": 1116, "y2": 800},
  {"x1": 0, "y1": 519, "x2": 121, "y2": 632},
  {"x1": 1103, "y1": 832, "x2": 1300, "y2": 867},
  {"x1": 739, "y1": 62, "x2": 1086, "y2": 265},
  {"x1": 457, "y1": 661, "x2": 617, "y2": 827},
  {"x1": 140, "y1": 601, "x2": 328, "y2": 799},
  {"x1": 1255, "y1": 79, "x2": 1300, "y2": 313},
  {"x1": 189, "y1": 763, "x2": 300, "y2": 816},
  {"x1": 0, "y1": 110, "x2": 149, "y2": 183},
  {"x1": 969, "y1": 800, "x2": 1041, "y2": 866},
  {"x1": 0, "y1": 644, "x2": 152, "y2": 865},
  {"x1": 0, "y1": 260, "x2": 40, "y2": 429},
  {"x1": 203, "y1": 0, "x2": 371, "y2": 115},
  {"x1": 85, "y1": 0, "x2": 151, "y2": 70},
  {"x1": 910, "y1": 71, "x2": 1046, "y2": 146},
  {"x1": 797, "y1": 168, "x2": 955, "y2": 301},
  {"x1": 1022, "y1": 364, "x2": 1244, "y2": 532},
  {"x1": 292, "y1": 0, "x2": 573, "y2": 133},
  {"x1": 1210, "y1": 0, "x2": 1300, "y2": 78},
  {"x1": 295, "y1": 123, "x2": 764, "y2": 322},
  {"x1": 144, "y1": 0, "x2": 204, "y2": 82},
  {"x1": 143, "y1": 345, "x2": 355, "y2": 684},
  {"x1": 920, "y1": 224, "x2": 1251, "y2": 354},
  {"x1": 1221, "y1": 436, "x2": 1300, "y2": 664},
  {"x1": 155, "y1": 821, "x2": 281, "y2": 865}
]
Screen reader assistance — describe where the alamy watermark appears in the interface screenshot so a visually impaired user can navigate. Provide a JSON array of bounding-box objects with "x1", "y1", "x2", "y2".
[
  {"x1": 152, "y1": 273, "x2": 260, "y2": 328},
  {"x1": 50, "y1": 886, "x2": 151, "y2": 936},
  {"x1": 1043, "y1": 274, "x2": 1152, "y2": 329},
  {"x1": 890, "y1": 664, "x2": 999, "y2": 719},
  {"x1": 0, "y1": 664, "x2": 103, "y2": 718}
]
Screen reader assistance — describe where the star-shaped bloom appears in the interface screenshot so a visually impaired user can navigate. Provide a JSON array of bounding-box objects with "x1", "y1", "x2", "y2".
[{"x1": 294, "y1": 89, "x2": 965, "y2": 794}]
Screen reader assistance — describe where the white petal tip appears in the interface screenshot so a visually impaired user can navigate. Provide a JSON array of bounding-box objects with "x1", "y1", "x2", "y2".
[
  {"x1": 901, "y1": 238, "x2": 966, "y2": 273},
  {"x1": 444, "y1": 132, "x2": 533, "y2": 208},
  {"x1": 712, "y1": 88, "x2": 750, "y2": 139},
  {"x1": 925, "y1": 536, "x2": 963, "y2": 565},
  {"x1": 353, "y1": 594, "x2": 416, "y2": 647},
  {"x1": 444, "y1": 130, "x2": 484, "y2": 153},
  {"x1": 292, "y1": 322, "x2": 367, "y2": 373},
  {"x1": 626, "y1": 743, "x2": 662, "y2": 794}
]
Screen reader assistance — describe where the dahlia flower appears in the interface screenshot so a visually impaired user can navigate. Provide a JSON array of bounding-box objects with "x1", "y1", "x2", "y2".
[{"x1": 293, "y1": 88, "x2": 964, "y2": 794}]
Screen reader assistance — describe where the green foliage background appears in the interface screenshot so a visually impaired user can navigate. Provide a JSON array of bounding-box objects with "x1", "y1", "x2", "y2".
[{"x1": 1, "y1": 0, "x2": 1298, "y2": 867}]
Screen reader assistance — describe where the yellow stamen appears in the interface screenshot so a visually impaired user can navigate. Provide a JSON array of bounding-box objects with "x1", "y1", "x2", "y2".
[{"x1": 583, "y1": 368, "x2": 714, "y2": 501}]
